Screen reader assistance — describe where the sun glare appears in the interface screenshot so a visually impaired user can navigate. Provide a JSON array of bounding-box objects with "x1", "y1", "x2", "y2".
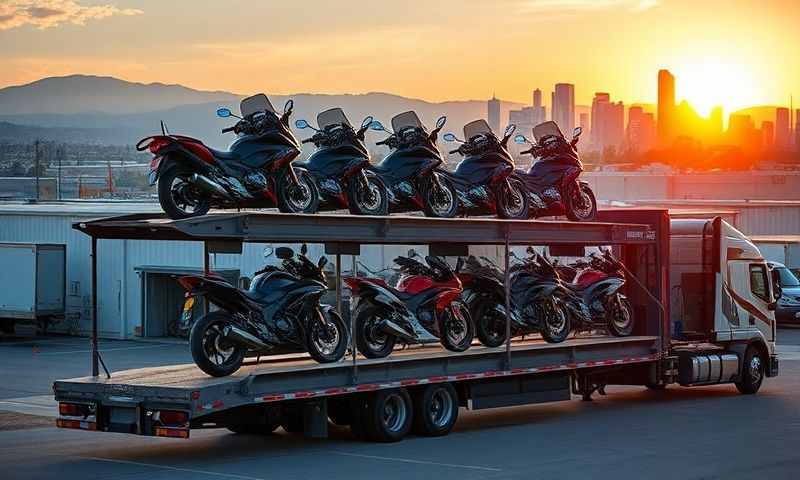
[{"x1": 674, "y1": 60, "x2": 760, "y2": 116}]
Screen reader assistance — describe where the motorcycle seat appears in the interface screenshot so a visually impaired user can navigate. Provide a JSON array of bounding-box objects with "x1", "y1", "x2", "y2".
[{"x1": 208, "y1": 147, "x2": 241, "y2": 162}]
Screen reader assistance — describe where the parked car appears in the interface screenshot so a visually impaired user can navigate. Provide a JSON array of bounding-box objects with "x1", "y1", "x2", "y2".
[{"x1": 769, "y1": 262, "x2": 800, "y2": 325}]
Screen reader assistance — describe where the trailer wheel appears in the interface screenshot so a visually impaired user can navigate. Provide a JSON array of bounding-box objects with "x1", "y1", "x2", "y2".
[
  {"x1": 328, "y1": 398, "x2": 351, "y2": 426},
  {"x1": 364, "y1": 389, "x2": 413, "y2": 442},
  {"x1": 280, "y1": 407, "x2": 304, "y2": 433},
  {"x1": 227, "y1": 422, "x2": 279, "y2": 435},
  {"x1": 735, "y1": 346, "x2": 765, "y2": 394},
  {"x1": 412, "y1": 383, "x2": 459, "y2": 437}
]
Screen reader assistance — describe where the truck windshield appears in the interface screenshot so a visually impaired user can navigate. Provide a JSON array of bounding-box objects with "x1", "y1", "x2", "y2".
[{"x1": 777, "y1": 267, "x2": 800, "y2": 287}]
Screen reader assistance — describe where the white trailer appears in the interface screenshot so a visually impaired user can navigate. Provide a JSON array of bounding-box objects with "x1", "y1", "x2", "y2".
[{"x1": 0, "y1": 243, "x2": 66, "y2": 332}]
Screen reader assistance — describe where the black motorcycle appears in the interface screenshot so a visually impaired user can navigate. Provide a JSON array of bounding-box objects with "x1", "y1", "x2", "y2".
[
  {"x1": 441, "y1": 120, "x2": 530, "y2": 219},
  {"x1": 138, "y1": 93, "x2": 319, "y2": 219},
  {"x1": 179, "y1": 244, "x2": 347, "y2": 376},
  {"x1": 368, "y1": 112, "x2": 460, "y2": 217},
  {"x1": 345, "y1": 253, "x2": 473, "y2": 358},
  {"x1": 512, "y1": 121, "x2": 597, "y2": 221},
  {"x1": 295, "y1": 108, "x2": 389, "y2": 215},
  {"x1": 458, "y1": 254, "x2": 570, "y2": 347}
]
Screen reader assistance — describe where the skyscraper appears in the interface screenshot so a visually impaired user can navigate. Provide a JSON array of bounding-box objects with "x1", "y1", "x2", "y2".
[
  {"x1": 532, "y1": 88, "x2": 546, "y2": 125},
  {"x1": 657, "y1": 69, "x2": 676, "y2": 146},
  {"x1": 579, "y1": 113, "x2": 589, "y2": 134},
  {"x1": 487, "y1": 94, "x2": 501, "y2": 134},
  {"x1": 762, "y1": 121, "x2": 775, "y2": 148},
  {"x1": 590, "y1": 93, "x2": 624, "y2": 151},
  {"x1": 533, "y1": 89, "x2": 542, "y2": 109},
  {"x1": 552, "y1": 83, "x2": 575, "y2": 134},
  {"x1": 709, "y1": 106, "x2": 724, "y2": 140},
  {"x1": 775, "y1": 107, "x2": 791, "y2": 150}
]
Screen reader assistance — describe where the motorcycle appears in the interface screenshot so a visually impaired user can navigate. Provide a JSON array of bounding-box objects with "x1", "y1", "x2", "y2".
[
  {"x1": 512, "y1": 121, "x2": 597, "y2": 221},
  {"x1": 458, "y1": 254, "x2": 570, "y2": 347},
  {"x1": 295, "y1": 108, "x2": 389, "y2": 215},
  {"x1": 541, "y1": 249, "x2": 634, "y2": 337},
  {"x1": 179, "y1": 244, "x2": 348, "y2": 376},
  {"x1": 368, "y1": 112, "x2": 460, "y2": 217},
  {"x1": 138, "y1": 93, "x2": 319, "y2": 219},
  {"x1": 345, "y1": 252, "x2": 473, "y2": 358},
  {"x1": 441, "y1": 120, "x2": 530, "y2": 219}
]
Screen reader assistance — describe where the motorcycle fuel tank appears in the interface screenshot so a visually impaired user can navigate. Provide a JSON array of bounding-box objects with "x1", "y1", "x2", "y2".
[
  {"x1": 454, "y1": 152, "x2": 514, "y2": 186},
  {"x1": 303, "y1": 144, "x2": 368, "y2": 178},
  {"x1": 229, "y1": 133, "x2": 300, "y2": 170},
  {"x1": 375, "y1": 145, "x2": 442, "y2": 182}
]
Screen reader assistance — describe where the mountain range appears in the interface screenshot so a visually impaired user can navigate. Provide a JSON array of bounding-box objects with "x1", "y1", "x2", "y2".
[{"x1": 0, "y1": 75, "x2": 528, "y2": 149}]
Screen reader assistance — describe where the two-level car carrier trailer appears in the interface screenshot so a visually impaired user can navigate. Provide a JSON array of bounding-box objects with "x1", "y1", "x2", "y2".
[{"x1": 54, "y1": 209, "x2": 779, "y2": 442}]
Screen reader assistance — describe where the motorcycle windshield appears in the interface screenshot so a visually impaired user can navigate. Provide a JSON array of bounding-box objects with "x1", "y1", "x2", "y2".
[
  {"x1": 463, "y1": 119, "x2": 492, "y2": 140},
  {"x1": 240, "y1": 93, "x2": 276, "y2": 117},
  {"x1": 317, "y1": 108, "x2": 352, "y2": 129},
  {"x1": 532, "y1": 121, "x2": 564, "y2": 142},
  {"x1": 391, "y1": 111, "x2": 424, "y2": 133}
]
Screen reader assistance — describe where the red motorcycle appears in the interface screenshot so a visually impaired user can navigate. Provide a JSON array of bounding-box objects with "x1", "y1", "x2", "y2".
[
  {"x1": 345, "y1": 253, "x2": 474, "y2": 358},
  {"x1": 137, "y1": 93, "x2": 319, "y2": 219}
]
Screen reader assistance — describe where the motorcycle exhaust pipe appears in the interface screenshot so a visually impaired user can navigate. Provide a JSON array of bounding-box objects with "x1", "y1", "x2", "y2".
[
  {"x1": 190, "y1": 173, "x2": 231, "y2": 199},
  {"x1": 378, "y1": 319, "x2": 416, "y2": 341},
  {"x1": 224, "y1": 325, "x2": 270, "y2": 351}
]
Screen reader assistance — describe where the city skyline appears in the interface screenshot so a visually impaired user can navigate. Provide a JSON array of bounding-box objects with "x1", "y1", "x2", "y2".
[{"x1": 0, "y1": 0, "x2": 798, "y2": 112}]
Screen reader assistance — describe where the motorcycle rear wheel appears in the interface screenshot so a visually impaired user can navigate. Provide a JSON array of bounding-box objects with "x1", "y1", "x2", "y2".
[
  {"x1": 355, "y1": 305, "x2": 397, "y2": 359},
  {"x1": 347, "y1": 173, "x2": 389, "y2": 216},
  {"x1": 607, "y1": 294, "x2": 634, "y2": 337},
  {"x1": 157, "y1": 164, "x2": 211, "y2": 219},
  {"x1": 277, "y1": 168, "x2": 320, "y2": 214},
  {"x1": 496, "y1": 178, "x2": 530, "y2": 220},
  {"x1": 422, "y1": 173, "x2": 459, "y2": 218},
  {"x1": 306, "y1": 308, "x2": 348, "y2": 363},
  {"x1": 440, "y1": 301, "x2": 474, "y2": 352},
  {"x1": 565, "y1": 183, "x2": 597, "y2": 222},
  {"x1": 189, "y1": 312, "x2": 246, "y2": 377},
  {"x1": 474, "y1": 301, "x2": 508, "y2": 348}
]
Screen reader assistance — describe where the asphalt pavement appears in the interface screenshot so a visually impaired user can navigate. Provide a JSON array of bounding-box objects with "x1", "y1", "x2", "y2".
[{"x1": 1, "y1": 330, "x2": 799, "y2": 480}]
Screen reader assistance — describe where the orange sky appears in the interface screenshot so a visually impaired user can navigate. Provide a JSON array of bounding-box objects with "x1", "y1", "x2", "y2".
[{"x1": 1, "y1": 0, "x2": 798, "y2": 112}]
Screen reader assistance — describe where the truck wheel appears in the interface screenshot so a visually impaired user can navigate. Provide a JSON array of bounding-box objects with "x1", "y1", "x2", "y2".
[
  {"x1": 475, "y1": 301, "x2": 507, "y2": 348},
  {"x1": 280, "y1": 407, "x2": 304, "y2": 433},
  {"x1": 364, "y1": 389, "x2": 413, "y2": 442},
  {"x1": 227, "y1": 422, "x2": 279, "y2": 435},
  {"x1": 735, "y1": 347, "x2": 765, "y2": 394},
  {"x1": 355, "y1": 305, "x2": 396, "y2": 359},
  {"x1": 412, "y1": 383, "x2": 459, "y2": 437},
  {"x1": 189, "y1": 312, "x2": 246, "y2": 377},
  {"x1": 328, "y1": 398, "x2": 351, "y2": 426}
]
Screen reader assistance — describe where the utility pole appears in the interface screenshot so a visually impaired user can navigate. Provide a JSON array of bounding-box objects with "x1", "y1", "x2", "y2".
[
  {"x1": 57, "y1": 146, "x2": 63, "y2": 200},
  {"x1": 34, "y1": 140, "x2": 40, "y2": 202}
]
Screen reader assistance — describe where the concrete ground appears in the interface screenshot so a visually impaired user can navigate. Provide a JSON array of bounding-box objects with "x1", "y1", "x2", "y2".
[{"x1": 1, "y1": 330, "x2": 799, "y2": 479}]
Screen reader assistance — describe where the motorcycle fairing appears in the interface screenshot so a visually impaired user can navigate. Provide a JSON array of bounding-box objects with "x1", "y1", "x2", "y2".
[
  {"x1": 302, "y1": 144, "x2": 370, "y2": 179},
  {"x1": 372, "y1": 145, "x2": 443, "y2": 183}
]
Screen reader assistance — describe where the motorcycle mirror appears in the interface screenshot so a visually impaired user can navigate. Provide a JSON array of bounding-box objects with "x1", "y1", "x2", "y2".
[
  {"x1": 295, "y1": 119, "x2": 310, "y2": 129},
  {"x1": 443, "y1": 133, "x2": 457, "y2": 142},
  {"x1": 216, "y1": 108, "x2": 232, "y2": 118},
  {"x1": 318, "y1": 256, "x2": 328, "y2": 269},
  {"x1": 361, "y1": 116, "x2": 374, "y2": 129},
  {"x1": 572, "y1": 126, "x2": 582, "y2": 139},
  {"x1": 407, "y1": 248, "x2": 417, "y2": 258},
  {"x1": 370, "y1": 120, "x2": 386, "y2": 131},
  {"x1": 283, "y1": 99, "x2": 294, "y2": 114},
  {"x1": 263, "y1": 247, "x2": 274, "y2": 258},
  {"x1": 514, "y1": 134, "x2": 529, "y2": 145},
  {"x1": 504, "y1": 124, "x2": 517, "y2": 137},
  {"x1": 276, "y1": 247, "x2": 294, "y2": 260},
  {"x1": 455, "y1": 256, "x2": 464, "y2": 273},
  {"x1": 300, "y1": 243, "x2": 308, "y2": 255},
  {"x1": 435, "y1": 116, "x2": 447, "y2": 129}
]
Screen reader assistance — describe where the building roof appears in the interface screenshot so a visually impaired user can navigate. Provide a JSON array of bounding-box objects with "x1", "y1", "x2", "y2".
[
  {"x1": 750, "y1": 235, "x2": 800, "y2": 244},
  {"x1": 0, "y1": 201, "x2": 161, "y2": 217}
]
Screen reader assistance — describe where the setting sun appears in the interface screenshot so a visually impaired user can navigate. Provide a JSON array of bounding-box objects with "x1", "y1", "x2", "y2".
[{"x1": 673, "y1": 60, "x2": 763, "y2": 116}]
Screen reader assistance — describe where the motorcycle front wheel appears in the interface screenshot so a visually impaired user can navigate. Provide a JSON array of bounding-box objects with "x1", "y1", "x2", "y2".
[
  {"x1": 607, "y1": 294, "x2": 634, "y2": 336},
  {"x1": 537, "y1": 298, "x2": 571, "y2": 344},
  {"x1": 440, "y1": 301, "x2": 474, "y2": 352},
  {"x1": 189, "y1": 311, "x2": 246, "y2": 377},
  {"x1": 422, "y1": 173, "x2": 459, "y2": 218},
  {"x1": 347, "y1": 172, "x2": 389, "y2": 216},
  {"x1": 564, "y1": 183, "x2": 598, "y2": 222},
  {"x1": 474, "y1": 301, "x2": 508, "y2": 348},
  {"x1": 496, "y1": 178, "x2": 530, "y2": 220},
  {"x1": 306, "y1": 308, "x2": 348, "y2": 363},
  {"x1": 277, "y1": 168, "x2": 320, "y2": 214},
  {"x1": 157, "y1": 164, "x2": 211, "y2": 219}
]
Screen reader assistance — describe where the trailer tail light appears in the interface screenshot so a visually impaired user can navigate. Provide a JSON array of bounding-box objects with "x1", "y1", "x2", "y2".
[
  {"x1": 154, "y1": 410, "x2": 189, "y2": 426},
  {"x1": 154, "y1": 427, "x2": 189, "y2": 438},
  {"x1": 59, "y1": 402, "x2": 93, "y2": 417},
  {"x1": 57, "y1": 402, "x2": 97, "y2": 431},
  {"x1": 56, "y1": 418, "x2": 97, "y2": 431}
]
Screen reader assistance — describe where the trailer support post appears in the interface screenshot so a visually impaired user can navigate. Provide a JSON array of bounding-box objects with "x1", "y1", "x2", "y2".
[
  {"x1": 504, "y1": 228, "x2": 512, "y2": 371},
  {"x1": 202, "y1": 241, "x2": 210, "y2": 315},
  {"x1": 91, "y1": 235, "x2": 98, "y2": 377},
  {"x1": 351, "y1": 254, "x2": 358, "y2": 383}
]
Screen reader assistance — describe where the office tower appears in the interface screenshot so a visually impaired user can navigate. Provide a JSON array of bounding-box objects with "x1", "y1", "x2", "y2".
[
  {"x1": 627, "y1": 106, "x2": 644, "y2": 151},
  {"x1": 532, "y1": 88, "x2": 546, "y2": 125},
  {"x1": 552, "y1": 83, "x2": 575, "y2": 134},
  {"x1": 775, "y1": 107, "x2": 790, "y2": 150},
  {"x1": 488, "y1": 94, "x2": 501, "y2": 134},
  {"x1": 762, "y1": 121, "x2": 775, "y2": 148},
  {"x1": 591, "y1": 93, "x2": 624, "y2": 151},
  {"x1": 709, "y1": 106, "x2": 724, "y2": 140},
  {"x1": 657, "y1": 69, "x2": 676, "y2": 146},
  {"x1": 591, "y1": 93, "x2": 610, "y2": 148},
  {"x1": 727, "y1": 114, "x2": 760, "y2": 151},
  {"x1": 579, "y1": 113, "x2": 589, "y2": 134}
]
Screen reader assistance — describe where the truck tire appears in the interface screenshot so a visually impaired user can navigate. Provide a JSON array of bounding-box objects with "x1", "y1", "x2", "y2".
[
  {"x1": 412, "y1": 383, "x2": 459, "y2": 437},
  {"x1": 280, "y1": 407, "x2": 304, "y2": 433},
  {"x1": 364, "y1": 389, "x2": 413, "y2": 442},
  {"x1": 227, "y1": 422, "x2": 279, "y2": 435},
  {"x1": 735, "y1": 346, "x2": 765, "y2": 394}
]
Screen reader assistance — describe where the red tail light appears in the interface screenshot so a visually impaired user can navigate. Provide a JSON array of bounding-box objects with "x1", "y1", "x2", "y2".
[
  {"x1": 178, "y1": 276, "x2": 202, "y2": 291},
  {"x1": 155, "y1": 410, "x2": 189, "y2": 426},
  {"x1": 344, "y1": 277, "x2": 360, "y2": 294},
  {"x1": 59, "y1": 402, "x2": 94, "y2": 417},
  {"x1": 435, "y1": 289, "x2": 462, "y2": 312},
  {"x1": 149, "y1": 137, "x2": 171, "y2": 154}
]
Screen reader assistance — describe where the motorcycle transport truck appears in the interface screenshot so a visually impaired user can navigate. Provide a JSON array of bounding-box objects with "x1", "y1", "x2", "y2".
[{"x1": 53, "y1": 209, "x2": 779, "y2": 442}]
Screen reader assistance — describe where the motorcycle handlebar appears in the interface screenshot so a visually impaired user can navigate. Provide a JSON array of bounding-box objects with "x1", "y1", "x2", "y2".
[
  {"x1": 448, "y1": 148, "x2": 461, "y2": 154},
  {"x1": 222, "y1": 126, "x2": 236, "y2": 134},
  {"x1": 302, "y1": 138, "x2": 315, "y2": 144},
  {"x1": 376, "y1": 139, "x2": 388, "y2": 146}
]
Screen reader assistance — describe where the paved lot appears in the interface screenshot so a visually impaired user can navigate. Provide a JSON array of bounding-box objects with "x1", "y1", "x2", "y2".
[{"x1": 1, "y1": 330, "x2": 799, "y2": 479}]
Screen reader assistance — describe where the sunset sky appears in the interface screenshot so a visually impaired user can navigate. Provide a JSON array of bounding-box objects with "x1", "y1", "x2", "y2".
[{"x1": 1, "y1": 0, "x2": 798, "y2": 113}]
